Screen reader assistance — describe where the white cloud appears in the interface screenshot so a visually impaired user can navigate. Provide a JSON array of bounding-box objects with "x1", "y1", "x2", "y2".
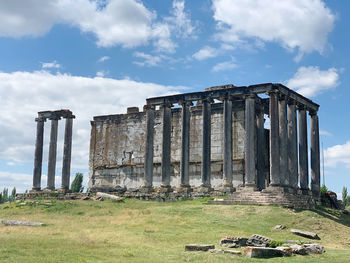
[
  {"x1": 212, "y1": 0, "x2": 335, "y2": 59},
  {"x1": 320, "y1": 130, "x2": 332, "y2": 136},
  {"x1": 325, "y1": 142, "x2": 350, "y2": 168},
  {"x1": 98, "y1": 56, "x2": 110, "y2": 62},
  {"x1": 286, "y1": 66, "x2": 339, "y2": 97},
  {"x1": 96, "y1": 70, "x2": 109, "y2": 77},
  {"x1": 133, "y1": 52, "x2": 163, "y2": 67},
  {"x1": 0, "y1": 0, "x2": 195, "y2": 53},
  {"x1": 41, "y1": 61, "x2": 61, "y2": 69},
  {"x1": 192, "y1": 46, "x2": 219, "y2": 60},
  {"x1": 0, "y1": 70, "x2": 186, "y2": 179},
  {"x1": 212, "y1": 60, "x2": 237, "y2": 72}
]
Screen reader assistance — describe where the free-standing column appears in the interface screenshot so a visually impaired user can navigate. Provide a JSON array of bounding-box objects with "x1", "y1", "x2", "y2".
[
  {"x1": 61, "y1": 117, "x2": 74, "y2": 190},
  {"x1": 298, "y1": 107, "x2": 309, "y2": 190},
  {"x1": 32, "y1": 117, "x2": 46, "y2": 191},
  {"x1": 223, "y1": 97, "x2": 233, "y2": 188},
  {"x1": 244, "y1": 94, "x2": 257, "y2": 188},
  {"x1": 287, "y1": 101, "x2": 298, "y2": 189},
  {"x1": 144, "y1": 105, "x2": 155, "y2": 189},
  {"x1": 201, "y1": 99, "x2": 212, "y2": 187},
  {"x1": 269, "y1": 90, "x2": 280, "y2": 186},
  {"x1": 161, "y1": 103, "x2": 172, "y2": 189},
  {"x1": 256, "y1": 106, "x2": 265, "y2": 189},
  {"x1": 47, "y1": 116, "x2": 60, "y2": 190},
  {"x1": 279, "y1": 96, "x2": 288, "y2": 186},
  {"x1": 180, "y1": 101, "x2": 192, "y2": 188},
  {"x1": 310, "y1": 111, "x2": 320, "y2": 197}
]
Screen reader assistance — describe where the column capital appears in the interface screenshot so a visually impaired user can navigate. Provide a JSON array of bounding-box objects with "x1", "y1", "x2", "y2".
[
  {"x1": 267, "y1": 88, "x2": 280, "y2": 96},
  {"x1": 179, "y1": 100, "x2": 193, "y2": 107},
  {"x1": 35, "y1": 117, "x2": 47, "y2": 122},
  {"x1": 244, "y1": 93, "x2": 257, "y2": 100},
  {"x1": 201, "y1": 98, "x2": 214, "y2": 104},
  {"x1": 309, "y1": 109, "x2": 318, "y2": 116},
  {"x1": 287, "y1": 98, "x2": 297, "y2": 105},
  {"x1": 143, "y1": 104, "x2": 155, "y2": 111},
  {"x1": 278, "y1": 94, "x2": 287, "y2": 100},
  {"x1": 296, "y1": 104, "x2": 306, "y2": 110},
  {"x1": 49, "y1": 113, "x2": 61, "y2": 121},
  {"x1": 160, "y1": 102, "x2": 173, "y2": 108}
]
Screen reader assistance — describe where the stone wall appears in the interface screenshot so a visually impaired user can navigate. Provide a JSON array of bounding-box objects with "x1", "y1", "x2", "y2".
[{"x1": 89, "y1": 102, "x2": 247, "y2": 191}]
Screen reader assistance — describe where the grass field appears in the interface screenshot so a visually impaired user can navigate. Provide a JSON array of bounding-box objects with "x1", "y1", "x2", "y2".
[{"x1": 1, "y1": 198, "x2": 350, "y2": 262}]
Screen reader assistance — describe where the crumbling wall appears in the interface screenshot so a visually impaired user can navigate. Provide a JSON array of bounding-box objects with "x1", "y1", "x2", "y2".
[{"x1": 89, "y1": 102, "x2": 246, "y2": 190}]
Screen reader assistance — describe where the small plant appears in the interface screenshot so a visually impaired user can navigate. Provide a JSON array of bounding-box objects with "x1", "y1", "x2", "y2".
[
  {"x1": 269, "y1": 240, "x2": 284, "y2": 248},
  {"x1": 70, "y1": 173, "x2": 84, "y2": 193}
]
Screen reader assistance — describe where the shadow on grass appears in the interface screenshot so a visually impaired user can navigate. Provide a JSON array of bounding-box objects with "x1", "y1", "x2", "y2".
[{"x1": 311, "y1": 206, "x2": 350, "y2": 228}]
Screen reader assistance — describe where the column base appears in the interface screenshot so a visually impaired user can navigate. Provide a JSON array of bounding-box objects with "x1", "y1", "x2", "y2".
[
  {"x1": 219, "y1": 184, "x2": 236, "y2": 194},
  {"x1": 139, "y1": 186, "x2": 154, "y2": 193},
  {"x1": 30, "y1": 188, "x2": 41, "y2": 192},
  {"x1": 42, "y1": 187, "x2": 55, "y2": 193},
  {"x1": 57, "y1": 188, "x2": 71, "y2": 194},
  {"x1": 157, "y1": 185, "x2": 173, "y2": 193},
  {"x1": 299, "y1": 188, "x2": 312, "y2": 196},
  {"x1": 240, "y1": 185, "x2": 259, "y2": 192},
  {"x1": 263, "y1": 185, "x2": 290, "y2": 193},
  {"x1": 195, "y1": 185, "x2": 213, "y2": 193}
]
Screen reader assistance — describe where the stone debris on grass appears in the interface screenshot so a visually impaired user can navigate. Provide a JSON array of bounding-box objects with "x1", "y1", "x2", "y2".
[
  {"x1": 290, "y1": 229, "x2": 320, "y2": 239},
  {"x1": 246, "y1": 234, "x2": 272, "y2": 247},
  {"x1": 274, "y1": 224, "x2": 286, "y2": 230},
  {"x1": 244, "y1": 247, "x2": 289, "y2": 258},
  {"x1": 0, "y1": 219, "x2": 44, "y2": 226},
  {"x1": 96, "y1": 192, "x2": 122, "y2": 202},
  {"x1": 185, "y1": 244, "x2": 215, "y2": 251},
  {"x1": 209, "y1": 248, "x2": 241, "y2": 255},
  {"x1": 220, "y1": 236, "x2": 247, "y2": 247}
]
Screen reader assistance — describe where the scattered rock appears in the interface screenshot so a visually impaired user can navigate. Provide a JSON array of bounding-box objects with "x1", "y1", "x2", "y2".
[
  {"x1": 290, "y1": 244, "x2": 308, "y2": 255},
  {"x1": 303, "y1": 243, "x2": 325, "y2": 254},
  {"x1": 80, "y1": 196, "x2": 90, "y2": 200},
  {"x1": 274, "y1": 225, "x2": 286, "y2": 230},
  {"x1": 0, "y1": 219, "x2": 44, "y2": 226},
  {"x1": 185, "y1": 244, "x2": 215, "y2": 251},
  {"x1": 224, "y1": 250, "x2": 242, "y2": 255},
  {"x1": 290, "y1": 229, "x2": 320, "y2": 239},
  {"x1": 209, "y1": 248, "x2": 224, "y2": 254},
  {"x1": 282, "y1": 240, "x2": 304, "y2": 245},
  {"x1": 244, "y1": 247, "x2": 287, "y2": 258},
  {"x1": 220, "y1": 236, "x2": 247, "y2": 247},
  {"x1": 96, "y1": 192, "x2": 122, "y2": 202},
  {"x1": 19, "y1": 202, "x2": 26, "y2": 206},
  {"x1": 246, "y1": 234, "x2": 272, "y2": 247},
  {"x1": 276, "y1": 246, "x2": 293, "y2": 256}
]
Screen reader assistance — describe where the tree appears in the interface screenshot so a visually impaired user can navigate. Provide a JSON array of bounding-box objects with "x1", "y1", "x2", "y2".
[
  {"x1": 10, "y1": 187, "x2": 16, "y2": 202},
  {"x1": 2, "y1": 188, "x2": 8, "y2": 203},
  {"x1": 71, "y1": 173, "x2": 84, "y2": 193},
  {"x1": 343, "y1": 186, "x2": 349, "y2": 207}
]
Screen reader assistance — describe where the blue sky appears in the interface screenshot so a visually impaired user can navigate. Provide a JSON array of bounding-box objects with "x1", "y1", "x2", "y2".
[{"x1": 0, "y1": 0, "x2": 349, "y2": 195}]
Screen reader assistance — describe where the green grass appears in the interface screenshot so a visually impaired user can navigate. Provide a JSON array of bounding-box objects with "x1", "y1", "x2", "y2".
[{"x1": 1, "y1": 198, "x2": 350, "y2": 262}]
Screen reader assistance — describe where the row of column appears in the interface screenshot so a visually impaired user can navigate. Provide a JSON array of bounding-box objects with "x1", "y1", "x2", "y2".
[
  {"x1": 32, "y1": 115, "x2": 74, "y2": 191},
  {"x1": 268, "y1": 91, "x2": 320, "y2": 195}
]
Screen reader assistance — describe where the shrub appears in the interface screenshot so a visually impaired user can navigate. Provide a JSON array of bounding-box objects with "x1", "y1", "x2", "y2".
[
  {"x1": 269, "y1": 240, "x2": 284, "y2": 248},
  {"x1": 71, "y1": 173, "x2": 84, "y2": 193}
]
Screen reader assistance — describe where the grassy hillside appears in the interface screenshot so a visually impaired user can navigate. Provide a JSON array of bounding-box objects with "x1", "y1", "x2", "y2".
[{"x1": 0, "y1": 198, "x2": 350, "y2": 262}]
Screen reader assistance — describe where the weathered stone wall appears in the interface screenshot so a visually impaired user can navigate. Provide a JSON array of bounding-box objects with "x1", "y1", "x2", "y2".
[{"x1": 89, "y1": 102, "x2": 246, "y2": 190}]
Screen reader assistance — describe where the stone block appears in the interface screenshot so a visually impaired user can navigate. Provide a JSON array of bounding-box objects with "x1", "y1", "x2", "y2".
[
  {"x1": 246, "y1": 234, "x2": 272, "y2": 247},
  {"x1": 290, "y1": 229, "x2": 320, "y2": 239},
  {"x1": 220, "y1": 236, "x2": 247, "y2": 247},
  {"x1": 185, "y1": 244, "x2": 215, "y2": 251},
  {"x1": 244, "y1": 247, "x2": 286, "y2": 258}
]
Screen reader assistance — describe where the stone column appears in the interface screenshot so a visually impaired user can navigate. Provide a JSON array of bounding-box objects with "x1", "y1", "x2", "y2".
[
  {"x1": 222, "y1": 96, "x2": 234, "y2": 191},
  {"x1": 46, "y1": 116, "x2": 60, "y2": 190},
  {"x1": 310, "y1": 111, "x2": 321, "y2": 197},
  {"x1": 143, "y1": 105, "x2": 155, "y2": 192},
  {"x1": 244, "y1": 94, "x2": 257, "y2": 189},
  {"x1": 180, "y1": 101, "x2": 192, "y2": 191},
  {"x1": 287, "y1": 101, "x2": 298, "y2": 189},
  {"x1": 298, "y1": 107, "x2": 309, "y2": 190},
  {"x1": 201, "y1": 99, "x2": 212, "y2": 189},
  {"x1": 269, "y1": 91, "x2": 280, "y2": 186},
  {"x1": 61, "y1": 117, "x2": 74, "y2": 191},
  {"x1": 160, "y1": 103, "x2": 172, "y2": 192},
  {"x1": 32, "y1": 117, "x2": 46, "y2": 191},
  {"x1": 256, "y1": 106, "x2": 265, "y2": 190},
  {"x1": 279, "y1": 96, "x2": 288, "y2": 186}
]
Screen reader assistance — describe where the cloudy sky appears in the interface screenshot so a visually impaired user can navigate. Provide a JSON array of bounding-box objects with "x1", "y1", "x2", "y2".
[{"x1": 0, "y1": 0, "x2": 349, "y2": 194}]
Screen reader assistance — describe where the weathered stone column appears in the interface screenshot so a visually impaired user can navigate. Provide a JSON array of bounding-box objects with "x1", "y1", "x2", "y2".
[
  {"x1": 244, "y1": 94, "x2": 257, "y2": 189},
  {"x1": 269, "y1": 90, "x2": 280, "y2": 186},
  {"x1": 222, "y1": 96, "x2": 234, "y2": 191},
  {"x1": 180, "y1": 101, "x2": 192, "y2": 191},
  {"x1": 32, "y1": 117, "x2": 46, "y2": 191},
  {"x1": 46, "y1": 116, "x2": 60, "y2": 190},
  {"x1": 143, "y1": 105, "x2": 155, "y2": 191},
  {"x1": 287, "y1": 101, "x2": 298, "y2": 189},
  {"x1": 298, "y1": 106, "x2": 309, "y2": 190},
  {"x1": 279, "y1": 96, "x2": 288, "y2": 186},
  {"x1": 160, "y1": 103, "x2": 172, "y2": 192},
  {"x1": 201, "y1": 99, "x2": 212, "y2": 189},
  {"x1": 61, "y1": 117, "x2": 74, "y2": 191},
  {"x1": 310, "y1": 111, "x2": 321, "y2": 197},
  {"x1": 256, "y1": 106, "x2": 265, "y2": 190}
]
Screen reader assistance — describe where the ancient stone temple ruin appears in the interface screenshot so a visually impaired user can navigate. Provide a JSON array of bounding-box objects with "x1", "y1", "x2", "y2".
[
  {"x1": 31, "y1": 109, "x2": 75, "y2": 192},
  {"x1": 89, "y1": 83, "x2": 321, "y2": 208}
]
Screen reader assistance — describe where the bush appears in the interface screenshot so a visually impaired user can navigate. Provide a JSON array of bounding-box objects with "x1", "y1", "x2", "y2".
[
  {"x1": 269, "y1": 240, "x2": 284, "y2": 248},
  {"x1": 71, "y1": 173, "x2": 84, "y2": 193},
  {"x1": 320, "y1": 185, "x2": 328, "y2": 196}
]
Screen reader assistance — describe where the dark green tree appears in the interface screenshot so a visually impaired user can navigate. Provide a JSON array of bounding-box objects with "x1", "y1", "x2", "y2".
[
  {"x1": 71, "y1": 173, "x2": 84, "y2": 193},
  {"x1": 2, "y1": 188, "x2": 8, "y2": 203},
  {"x1": 343, "y1": 186, "x2": 349, "y2": 207},
  {"x1": 10, "y1": 187, "x2": 16, "y2": 202}
]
